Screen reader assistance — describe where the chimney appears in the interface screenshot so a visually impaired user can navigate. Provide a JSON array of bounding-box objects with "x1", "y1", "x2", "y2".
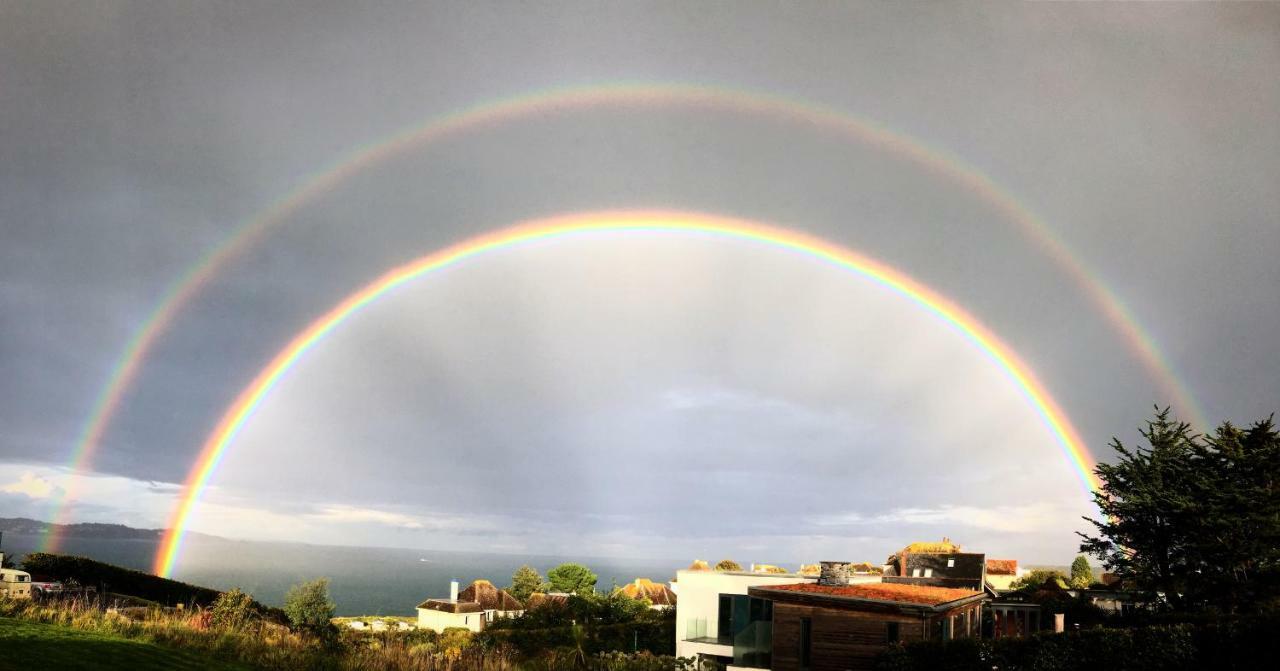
[{"x1": 449, "y1": 580, "x2": 459, "y2": 602}]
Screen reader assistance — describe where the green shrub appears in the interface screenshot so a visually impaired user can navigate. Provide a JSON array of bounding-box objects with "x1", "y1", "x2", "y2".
[
  {"x1": 209, "y1": 587, "x2": 255, "y2": 629},
  {"x1": 282, "y1": 578, "x2": 335, "y2": 629}
]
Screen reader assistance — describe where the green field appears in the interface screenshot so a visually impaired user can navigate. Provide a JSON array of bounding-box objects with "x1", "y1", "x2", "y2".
[{"x1": 0, "y1": 617, "x2": 252, "y2": 671}]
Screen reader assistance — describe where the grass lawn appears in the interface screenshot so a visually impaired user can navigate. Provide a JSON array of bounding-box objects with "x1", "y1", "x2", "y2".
[{"x1": 0, "y1": 617, "x2": 253, "y2": 671}]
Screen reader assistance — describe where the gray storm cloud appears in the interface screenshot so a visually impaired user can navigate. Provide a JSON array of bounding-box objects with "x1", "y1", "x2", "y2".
[{"x1": 2, "y1": 1, "x2": 1277, "y2": 564}]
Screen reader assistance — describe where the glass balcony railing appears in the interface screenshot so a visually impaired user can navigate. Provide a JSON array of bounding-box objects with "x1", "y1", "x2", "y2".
[
  {"x1": 684, "y1": 617, "x2": 708, "y2": 640},
  {"x1": 732, "y1": 619, "x2": 772, "y2": 668}
]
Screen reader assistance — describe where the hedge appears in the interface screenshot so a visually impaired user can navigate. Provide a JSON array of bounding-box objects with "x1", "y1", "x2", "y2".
[{"x1": 875, "y1": 617, "x2": 1280, "y2": 671}]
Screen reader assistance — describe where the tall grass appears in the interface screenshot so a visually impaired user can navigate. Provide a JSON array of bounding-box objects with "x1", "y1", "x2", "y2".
[{"x1": 0, "y1": 597, "x2": 706, "y2": 670}]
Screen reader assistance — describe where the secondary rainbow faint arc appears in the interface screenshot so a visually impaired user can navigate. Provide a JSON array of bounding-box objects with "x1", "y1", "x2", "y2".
[
  {"x1": 53, "y1": 81, "x2": 1202, "y2": 552},
  {"x1": 154, "y1": 210, "x2": 1100, "y2": 577}
]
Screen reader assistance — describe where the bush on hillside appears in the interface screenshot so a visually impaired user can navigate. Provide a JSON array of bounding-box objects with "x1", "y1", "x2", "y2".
[
  {"x1": 209, "y1": 587, "x2": 255, "y2": 629},
  {"x1": 24, "y1": 553, "x2": 216, "y2": 607}
]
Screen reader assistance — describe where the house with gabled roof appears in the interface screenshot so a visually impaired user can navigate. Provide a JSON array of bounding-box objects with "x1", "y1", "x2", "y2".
[
  {"x1": 619, "y1": 578, "x2": 677, "y2": 609},
  {"x1": 415, "y1": 579, "x2": 524, "y2": 633},
  {"x1": 458, "y1": 579, "x2": 524, "y2": 622}
]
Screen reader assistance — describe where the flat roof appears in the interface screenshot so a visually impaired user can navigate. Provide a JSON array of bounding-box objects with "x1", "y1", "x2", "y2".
[
  {"x1": 676, "y1": 569, "x2": 816, "y2": 579},
  {"x1": 753, "y1": 582, "x2": 986, "y2": 609}
]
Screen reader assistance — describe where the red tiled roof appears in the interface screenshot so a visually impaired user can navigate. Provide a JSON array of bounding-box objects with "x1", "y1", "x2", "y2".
[
  {"x1": 766, "y1": 582, "x2": 981, "y2": 607},
  {"x1": 986, "y1": 559, "x2": 1018, "y2": 575}
]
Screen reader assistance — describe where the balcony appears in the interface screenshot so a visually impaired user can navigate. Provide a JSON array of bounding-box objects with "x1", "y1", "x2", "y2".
[{"x1": 682, "y1": 617, "x2": 733, "y2": 646}]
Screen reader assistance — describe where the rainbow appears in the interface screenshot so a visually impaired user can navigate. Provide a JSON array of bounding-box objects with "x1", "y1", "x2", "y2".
[
  {"x1": 51, "y1": 81, "x2": 1201, "y2": 553},
  {"x1": 154, "y1": 210, "x2": 1100, "y2": 577}
]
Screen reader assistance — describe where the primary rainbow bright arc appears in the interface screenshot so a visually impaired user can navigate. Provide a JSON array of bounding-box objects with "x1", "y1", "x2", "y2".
[
  {"x1": 154, "y1": 210, "x2": 1100, "y2": 577},
  {"x1": 53, "y1": 81, "x2": 1199, "y2": 553}
]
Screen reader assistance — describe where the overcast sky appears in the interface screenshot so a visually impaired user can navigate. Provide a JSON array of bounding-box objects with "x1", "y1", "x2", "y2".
[{"x1": 2, "y1": 2, "x2": 1277, "y2": 569}]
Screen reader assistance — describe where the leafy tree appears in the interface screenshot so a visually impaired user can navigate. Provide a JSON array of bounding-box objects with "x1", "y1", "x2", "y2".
[
  {"x1": 1079, "y1": 408, "x2": 1280, "y2": 613},
  {"x1": 283, "y1": 577, "x2": 336, "y2": 628},
  {"x1": 1009, "y1": 569, "x2": 1068, "y2": 591},
  {"x1": 509, "y1": 564, "x2": 548, "y2": 602},
  {"x1": 714, "y1": 559, "x2": 742, "y2": 572},
  {"x1": 1070, "y1": 555, "x2": 1093, "y2": 589},
  {"x1": 209, "y1": 587, "x2": 256, "y2": 629},
  {"x1": 547, "y1": 563, "x2": 597, "y2": 595}
]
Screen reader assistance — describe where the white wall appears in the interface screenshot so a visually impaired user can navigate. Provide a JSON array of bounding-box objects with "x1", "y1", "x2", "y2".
[
  {"x1": 674, "y1": 570, "x2": 820, "y2": 659},
  {"x1": 416, "y1": 607, "x2": 483, "y2": 633}
]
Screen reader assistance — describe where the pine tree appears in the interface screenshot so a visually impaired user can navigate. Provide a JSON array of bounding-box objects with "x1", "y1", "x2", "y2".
[
  {"x1": 1079, "y1": 408, "x2": 1200, "y2": 610},
  {"x1": 1079, "y1": 408, "x2": 1280, "y2": 613},
  {"x1": 508, "y1": 564, "x2": 546, "y2": 602},
  {"x1": 546, "y1": 563, "x2": 597, "y2": 595}
]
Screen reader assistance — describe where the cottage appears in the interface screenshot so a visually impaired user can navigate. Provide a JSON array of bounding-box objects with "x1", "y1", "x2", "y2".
[
  {"x1": 458, "y1": 579, "x2": 524, "y2": 622},
  {"x1": 416, "y1": 579, "x2": 524, "y2": 633}
]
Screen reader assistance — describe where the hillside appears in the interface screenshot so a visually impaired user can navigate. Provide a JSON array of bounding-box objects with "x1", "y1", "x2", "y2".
[
  {"x1": 0, "y1": 617, "x2": 251, "y2": 671},
  {"x1": 0, "y1": 517, "x2": 162, "y2": 541}
]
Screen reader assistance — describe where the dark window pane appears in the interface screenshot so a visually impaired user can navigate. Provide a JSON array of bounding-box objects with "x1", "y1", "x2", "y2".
[
  {"x1": 800, "y1": 617, "x2": 812, "y2": 669},
  {"x1": 718, "y1": 595, "x2": 732, "y2": 640},
  {"x1": 887, "y1": 622, "x2": 899, "y2": 643}
]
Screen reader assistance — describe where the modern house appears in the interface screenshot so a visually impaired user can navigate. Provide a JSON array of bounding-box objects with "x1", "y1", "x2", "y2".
[
  {"x1": 675, "y1": 563, "x2": 823, "y2": 664},
  {"x1": 619, "y1": 578, "x2": 677, "y2": 609},
  {"x1": 416, "y1": 579, "x2": 523, "y2": 633},
  {"x1": 748, "y1": 581, "x2": 989, "y2": 670}
]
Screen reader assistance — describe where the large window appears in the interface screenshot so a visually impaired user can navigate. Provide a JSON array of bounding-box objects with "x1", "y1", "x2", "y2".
[{"x1": 886, "y1": 621, "x2": 900, "y2": 644}]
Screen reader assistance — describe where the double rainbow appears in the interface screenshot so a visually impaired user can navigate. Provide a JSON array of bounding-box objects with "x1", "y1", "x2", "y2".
[
  {"x1": 46, "y1": 82, "x2": 1192, "y2": 558},
  {"x1": 153, "y1": 210, "x2": 1098, "y2": 577}
]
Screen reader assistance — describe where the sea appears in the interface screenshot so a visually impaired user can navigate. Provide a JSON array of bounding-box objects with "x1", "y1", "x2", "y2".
[{"x1": 0, "y1": 532, "x2": 684, "y2": 617}]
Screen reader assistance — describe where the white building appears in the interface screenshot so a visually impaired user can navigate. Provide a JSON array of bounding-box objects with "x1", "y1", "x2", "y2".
[
  {"x1": 674, "y1": 561, "x2": 883, "y2": 667},
  {"x1": 675, "y1": 564, "x2": 809, "y2": 664}
]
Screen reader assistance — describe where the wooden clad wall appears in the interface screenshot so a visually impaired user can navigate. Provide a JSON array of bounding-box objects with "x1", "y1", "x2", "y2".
[{"x1": 770, "y1": 603, "x2": 927, "y2": 671}]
